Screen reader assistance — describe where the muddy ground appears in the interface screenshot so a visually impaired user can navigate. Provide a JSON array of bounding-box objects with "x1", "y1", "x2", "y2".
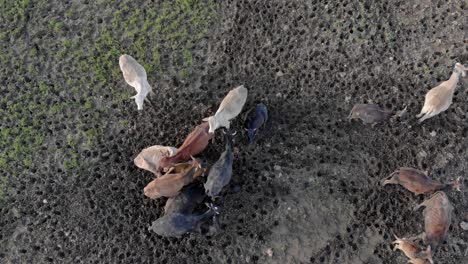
[{"x1": 1, "y1": 0, "x2": 468, "y2": 263}]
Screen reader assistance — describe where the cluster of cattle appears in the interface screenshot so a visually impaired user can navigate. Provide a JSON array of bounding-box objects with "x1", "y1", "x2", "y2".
[
  {"x1": 349, "y1": 62, "x2": 467, "y2": 263},
  {"x1": 119, "y1": 54, "x2": 267, "y2": 237},
  {"x1": 382, "y1": 168, "x2": 461, "y2": 264},
  {"x1": 120, "y1": 53, "x2": 467, "y2": 260}
]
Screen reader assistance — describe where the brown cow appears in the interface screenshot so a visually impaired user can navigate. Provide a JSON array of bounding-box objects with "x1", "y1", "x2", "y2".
[
  {"x1": 414, "y1": 191, "x2": 453, "y2": 250},
  {"x1": 144, "y1": 158, "x2": 205, "y2": 199},
  {"x1": 382, "y1": 167, "x2": 461, "y2": 195},
  {"x1": 392, "y1": 234, "x2": 433, "y2": 264},
  {"x1": 159, "y1": 122, "x2": 214, "y2": 169}
]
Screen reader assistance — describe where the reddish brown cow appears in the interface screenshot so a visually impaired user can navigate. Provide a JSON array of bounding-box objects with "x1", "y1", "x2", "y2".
[
  {"x1": 159, "y1": 122, "x2": 214, "y2": 169},
  {"x1": 144, "y1": 158, "x2": 205, "y2": 199},
  {"x1": 382, "y1": 167, "x2": 461, "y2": 195},
  {"x1": 414, "y1": 191, "x2": 453, "y2": 250}
]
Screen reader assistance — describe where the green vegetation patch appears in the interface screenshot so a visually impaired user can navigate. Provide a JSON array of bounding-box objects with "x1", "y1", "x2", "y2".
[{"x1": 0, "y1": 0, "x2": 218, "y2": 201}]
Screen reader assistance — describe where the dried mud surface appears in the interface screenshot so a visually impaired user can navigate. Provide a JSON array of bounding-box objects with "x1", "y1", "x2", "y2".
[{"x1": 1, "y1": 0, "x2": 468, "y2": 263}]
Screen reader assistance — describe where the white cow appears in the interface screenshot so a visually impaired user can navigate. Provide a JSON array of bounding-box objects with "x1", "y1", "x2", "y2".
[
  {"x1": 204, "y1": 85, "x2": 248, "y2": 133},
  {"x1": 119, "y1": 54, "x2": 152, "y2": 110}
]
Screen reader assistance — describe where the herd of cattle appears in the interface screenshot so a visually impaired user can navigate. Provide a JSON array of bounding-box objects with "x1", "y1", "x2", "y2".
[
  {"x1": 120, "y1": 53, "x2": 467, "y2": 263},
  {"x1": 120, "y1": 54, "x2": 267, "y2": 237}
]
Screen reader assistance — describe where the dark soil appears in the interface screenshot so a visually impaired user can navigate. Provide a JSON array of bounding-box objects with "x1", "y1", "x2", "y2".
[{"x1": 1, "y1": 0, "x2": 468, "y2": 263}]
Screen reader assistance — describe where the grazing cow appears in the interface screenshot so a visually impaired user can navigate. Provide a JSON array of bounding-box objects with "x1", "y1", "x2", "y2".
[
  {"x1": 392, "y1": 235, "x2": 433, "y2": 264},
  {"x1": 144, "y1": 158, "x2": 205, "y2": 199},
  {"x1": 204, "y1": 129, "x2": 234, "y2": 197},
  {"x1": 382, "y1": 167, "x2": 461, "y2": 195},
  {"x1": 149, "y1": 204, "x2": 219, "y2": 237},
  {"x1": 159, "y1": 122, "x2": 214, "y2": 169},
  {"x1": 134, "y1": 145, "x2": 177, "y2": 175},
  {"x1": 244, "y1": 103, "x2": 268, "y2": 144},
  {"x1": 414, "y1": 191, "x2": 453, "y2": 250},
  {"x1": 204, "y1": 85, "x2": 248, "y2": 133},
  {"x1": 417, "y1": 62, "x2": 467, "y2": 123},
  {"x1": 119, "y1": 54, "x2": 152, "y2": 110}
]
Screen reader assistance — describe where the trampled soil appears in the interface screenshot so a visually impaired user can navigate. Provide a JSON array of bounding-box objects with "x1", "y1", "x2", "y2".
[{"x1": 1, "y1": 0, "x2": 468, "y2": 263}]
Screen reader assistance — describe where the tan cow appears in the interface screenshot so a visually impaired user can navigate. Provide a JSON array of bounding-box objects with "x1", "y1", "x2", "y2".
[
  {"x1": 134, "y1": 145, "x2": 177, "y2": 175},
  {"x1": 204, "y1": 85, "x2": 248, "y2": 133},
  {"x1": 417, "y1": 63, "x2": 467, "y2": 123},
  {"x1": 392, "y1": 235, "x2": 433, "y2": 264}
]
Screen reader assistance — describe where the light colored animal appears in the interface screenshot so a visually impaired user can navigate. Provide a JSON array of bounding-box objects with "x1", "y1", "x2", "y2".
[
  {"x1": 416, "y1": 63, "x2": 467, "y2": 123},
  {"x1": 134, "y1": 145, "x2": 177, "y2": 175},
  {"x1": 203, "y1": 85, "x2": 248, "y2": 133},
  {"x1": 119, "y1": 54, "x2": 152, "y2": 110},
  {"x1": 392, "y1": 235, "x2": 433, "y2": 264}
]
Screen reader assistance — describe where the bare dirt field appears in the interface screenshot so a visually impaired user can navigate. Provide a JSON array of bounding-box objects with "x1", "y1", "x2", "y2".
[{"x1": 1, "y1": 0, "x2": 468, "y2": 263}]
